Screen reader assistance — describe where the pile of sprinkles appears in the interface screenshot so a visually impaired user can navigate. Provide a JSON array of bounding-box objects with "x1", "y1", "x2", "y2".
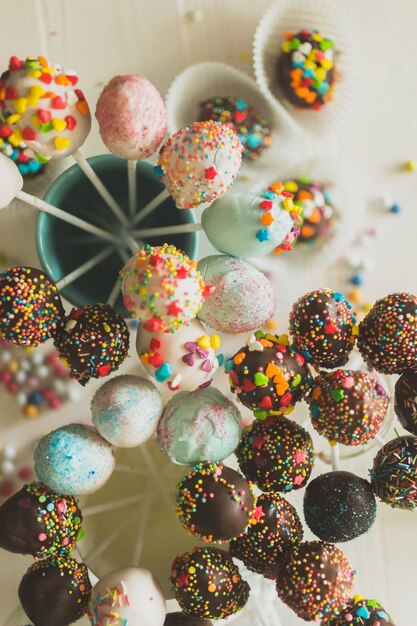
[
  {"x1": 370, "y1": 435, "x2": 417, "y2": 510},
  {"x1": 89, "y1": 581, "x2": 130, "y2": 626}
]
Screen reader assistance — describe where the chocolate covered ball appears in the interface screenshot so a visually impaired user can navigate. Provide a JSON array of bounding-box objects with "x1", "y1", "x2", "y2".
[
  {"x1": 164, "y1": 613, "x2": 213, "y2": 626},
  {"x1": 284, "y1": 179, "x2": 334, "y2": 245},
  {"x1": 303, "y1": 471, "x2": 377, "y2": 543},
  {"x1": 278, "y1": 29, "x2": 335, "y2": 110},
  {"x1": 53, "y1": 303, "x2": 130, "y2": 386},
  {"x1": 170, "y1": 547, "x2": 249, "y2": 620},
  {"x1": 236, "y1": 416, "x2": 315, "y2": 493},
  {"x1": 18, "y1": 556, "x2": 92, "y2": 626},
  {"x1": 275, "y1": 541, "x2": 355, "y2": 622},
  {"x1": 0, "y1": 482, "x2": 82, "y2": 558},
  {"x1": 358, "y1": 292, "x2": 417, "y2": 374},
  {"x1": 226, "y1": 330, "x2": 312, "y2": 420},
  {"x1": 0, "y1": 266, "x2": 64, "y2": 346},
  {"x1": 322, "y1": 596, "x2": 396, "y2": 625},
  {"x1": 175, "y1": 462, "x2": 254, "y2": 542},
  {"x1": 370, "y1": 436, "x2": 417, "y2": 510},
  {"x1": 229, "y1": 491, "x2": 303, "y2": 578},
  {"x1": 308, "y1": 369, "x2": 389, "y2": 446},
  {"x1": 394, "y1": 370, "x2": 417, "y2": 435}
]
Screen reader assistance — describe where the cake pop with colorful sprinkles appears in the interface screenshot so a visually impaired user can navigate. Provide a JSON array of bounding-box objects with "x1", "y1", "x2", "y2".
[
  {"x1": 289, "y1": 288, "x2": 357, "y2": 368},
  {"x1": 226, "y1": 330, "x2": 312, "y2": 419},
  {"x1": 18, "y1": 555, "x2": 92, "y2": 626},
  {"x1": 0, "y1": 119, "x2": 44, "y2": 175},
  {"x1": 0, "y1": 265, "x2": 64, "y2": 347},
  {"x1": 121, "y1": 243, "x2": 209, "y2": 333},
  {"x1": 394, "y1": 370, "x2": 417, "y2": 435},
  {"x1": 370, "y1": 435, "x2": 417, "y2": 510},
  {"x1": 229, "y1": 491, "x2": 303, "y2": 578},
  {"x1": 358, "y1": 292, "x2": 417, "y2": 374},
  {"x1": 0, "y1": 55, "x2": 91, "y2": 163},
  {"x1": 275, "y1": 541, "x2": 355, "y2": 622},
  {"x1": 322, "y1": 595, "x2": 396, "y2": 625},
  {"x1": 278, "y1": 29, "x2": 336, "y2": 110},
  {"x1": 157, "y1": 120, "x2": 243, "y2": 209},
  {"x1": 308, "y1": 369, "x2": 389, "y2": 446},
  {"x1": 303, "y1": 471, "x2": 377, "y2": 543},
  {"x1": 175, "y1": 461, "x2": 254, "y2": 542},
  {"x1": 283, "y1": 178, "x2": 334, "y2": 245},
  {"x1": 170, "y1": 547, "x2": 250, "y2": 620},
  {"x1": 236, "y1": 416, "x2": 315, "y2": 493},
  {"x1": 0, "y1": 481, "x2": 82, "y2": 558},
  {"x1": 198, "y1": 96, "x2": 271, "y2": 160},
  {"x1": 165, "y1": 613, "x2": 213, "y2": 626},
  {"x1": 53, "y1": 303, "x2": 130, "y2": 386}
]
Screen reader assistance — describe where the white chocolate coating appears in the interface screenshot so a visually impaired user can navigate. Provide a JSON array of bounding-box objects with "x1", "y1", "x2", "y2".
[{"x1": 0, "y1": 153, "x2": 23, "y2": 208}]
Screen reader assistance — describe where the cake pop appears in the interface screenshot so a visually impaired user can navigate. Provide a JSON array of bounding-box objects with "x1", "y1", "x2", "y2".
[
  {"x1": 170, "y1": 547, "x2": 250, "y2": 620},
  {"x1": 91, "y1": 375, "x2": 163, "y2": 448},
  {"x1": 303, "y1": 471, "x2": 377, "y2": 543},
  {"x1": 0, "y1": 151, "x2": 23, "y2": 207},
  {"x1": 236, "y1": 416, "x2": 315, "y2": 493},
  {"x1": 136, "y1": 318, "x2": 222, "y2": 391},
  {"x1": 308, "y1": 369, "x2": 389, "y2": 446},
  {"x1": 370, "y1": 435, "x2": 417, "y2": 510},
  {"x1": 275, "y1": 541, "x2": 355, "y2": 622},
  {"x1": 34, "y1": 424, "x2": 115, "y2": 495},
  {"x1": 175, "y1": 461, "x2": 254, "y2": 542},
  {"x1": 229, "y1": 491, "x2": 303, "y2": 578},
  {"x1": 358, "y1": 292, "x2": 417, "y2": 374},
  {"x1": 121, "y1": 243, "x2": 209, "y2": 333},
  {"x1": 165, "y1": 613, "x2": 213, "y2": 626},
  {"x1": 322, "y1": 596, "x2": 396, "y2": 625},
  {"x1": 0, "y1": 120, "x2": 43, "y2": 175},
  {"x1": 95, "y1": 74, "x2": 167, "y2": 160},
  {"x1": 394, "y1": 370, "x2": 417, "y2": 435},
  {"x1": 0, "y1": 481, "x2": 82, "y2": 558},
  {"x1": 283, "y1": 178, "x2": 334, "y2": 244},
  {"x1": 88, "y1": 567, "x2": 166, "y2": 626},
  {"x1": 278, "y1": 29, "x2": 335, "y2": 110},
  {"x1": 201, "y1": 182, "x2": 301, "y2": 258},
  {"x1": 289, "y1": 288, "x2": 357, "y2": 368},
  {"x1": 157, "y1": 120, "x2": 243, "y2": 209},
  {"x1": 157, "y1": 387, "x2": 242, "y2": 465},
  {"x1": 0, "y1": 55, "x2": 91, "y2": 162},
  {"x1": 53, "y1": 303, "x2": 130, "y2": 386},
  {"x1": 198, "y1": 95, "x2": 271, "y2": 160},
  {"x1": 197, "y1": 255, "x2": 275, "y2": 334},
  {"x1": 226, "y1": 330, "x2": 312, "y2": 419},
  {"x1": 0, "y1": 265, "x2": 64, "y2": 347},
  {"x1": 18, "y1": 555, "x2": 92, "y2": 626}
]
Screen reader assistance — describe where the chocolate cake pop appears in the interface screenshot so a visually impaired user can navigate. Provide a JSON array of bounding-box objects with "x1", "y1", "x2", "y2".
[
  {"x1": 0, "y1": 482, "x2": 82, "y2": 558},
  {"x1": 289, "y1": 289, "x2": 357, "y2": 368},
  {"x1": 53, "y1": 303, "x2": 130, "y2": 386},
  {"x1": 175, "y1": 462, "x2": 254, "y2": 542},
  {"x1": 165, "y1": 613, "x2": 213, "y2": 626},
  {"x1": 236, "y1": 416, "x2": 315, "y2": 493},
  {"x1": 308, "y1": 369, "x2": 389, "y2": 446},
  {"x1": 0, "y1": 266, "x2": 64, "y2": 347},
  {"x1": 283, "y1": 178, "x2": 334, "y2": 245},
  {"x1": 357, "y1": 292, "x2": 417, "y2": 374},
  {"x1": 170, "y1": 547, "x2": 250, "y2": 620},
  {"x1": 275, "y1": 541, "x2": 355, "y2": 622},
  {"x1": 226, "y1": 330, "x2": 312, "y2": 419},
  {"x1": 322, "y1": 596, "x2": 396, "y2": 625},
  {"x1": 229, "y1": 491, "x2": 303, "y2": 578},
  {"x1": 370, "y1": 435, "x2": 417, "y2": 510},
  {"x1": 278, "y1": 29, "x2": 335, "y2": 110},
  {"x1": 394, "y1": 370, "x2": 417, "y2": 435},
  {"x1": 303, "y1": 471, "x2": 377, "y2": 543},
  {"x1": 18, "y1": 555, "x2": 92, "y2": 626}
]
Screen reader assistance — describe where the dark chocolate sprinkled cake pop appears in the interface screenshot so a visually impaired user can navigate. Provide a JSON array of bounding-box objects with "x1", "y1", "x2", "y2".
[
  {"x1": 236, "y1": 415, "x2": 315, "y2": 493},
  {"x1": 175, "y1": 462, "x2": 254, "y2": 542},
  {"x1": 275, "y1": 540, "x2": 355, "y2": 622},
  {"x1": 303, "y1": 471, "x2": 377, "y2": 543},
  {"x1": 322, "y1": 595, "x2": 396, "y2": 625},
  {"x1": 170, "y1": 547, "x2": 250, "y2": 620},
  {"x1": 164, "y1": 612, "x2": 213, "y2": 626},
  {"x1": 358, "y1": 292, "x2": 417, "y2": 374},
  {"x1": 370, "y1": 435, "x2": 417, "y2": 510},
  {"x1": 229, "y1": 491, "x2": 303, "y2": 578},
  {"x1": 394, "y1": 370, "x2": 417, "y2": 435},
  {"x1": 289, "y1": 289, "x2": 357, "y2": 368}
]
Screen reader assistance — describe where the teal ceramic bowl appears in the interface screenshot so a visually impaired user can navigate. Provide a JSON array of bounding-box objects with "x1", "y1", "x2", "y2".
[{"x1": 36, "y1": 155, "x2": 198, "y2": 317}]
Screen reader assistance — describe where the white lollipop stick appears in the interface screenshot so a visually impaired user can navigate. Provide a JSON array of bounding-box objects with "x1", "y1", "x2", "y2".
[
  {"x1": 132, "y1": 222, "x2": 202, "y2": 238},
  {"x1": 72, "y1": 149, "x2": 130, "y2": 228},
  {"x1": 128, "y1": 160, "x2": 137, "y2": 217},
  {"x1": 139, "y1": 443, "x2": 172, "y2": 508},
  {"x1": 114, "y1": 463, "x2": 148, "y2": 475},
  {"x1": 56, "y1": 246, "x2": 114, "y2": 290},
  {"x1": 132, "y1": 188, "x2": 170, "y2": 226},
  {"x1": 132, "y1": 483, "x2": 154, "y2": 566},
  {"x1": 82, "y1": 494, "x2": 144, "y2": 517},
  {"x1": 85, "y1": 509, "x2": 141, "y2": 565},
  {"x1": 375, "y1": 434, "x2": 386, "y2": 446},
  {"x1": 331, "y1": 443, "x2": 340, "y2": 471},
  {"x1": 107, "y1": 275, "x2": 122, "y2": 307}
]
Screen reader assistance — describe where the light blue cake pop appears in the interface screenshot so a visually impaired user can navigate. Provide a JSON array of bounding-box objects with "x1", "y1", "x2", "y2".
[{"x1": 34, "y1": 423, "x2": 115, "y2": 495}]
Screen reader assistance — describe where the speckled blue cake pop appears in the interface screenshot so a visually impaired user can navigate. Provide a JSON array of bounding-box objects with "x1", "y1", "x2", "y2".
[{"x1": 34, "y1": 424, "x2": 115, "y2": 495}]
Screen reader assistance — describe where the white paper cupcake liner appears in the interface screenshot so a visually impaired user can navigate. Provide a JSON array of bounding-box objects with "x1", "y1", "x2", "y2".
[{"x1": 253, "y1": 0, "x2": 359, "y2": 139}]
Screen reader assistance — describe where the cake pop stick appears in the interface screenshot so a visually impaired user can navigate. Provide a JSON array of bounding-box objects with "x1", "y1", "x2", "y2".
[
  {"x1": 132, "y1": 188, "x2": 170, "y2": 225},
  {"x1": 55, "y1": 246, "x2": 114, "y2": 290},
  {"x1": 107, "y1": 277, "x2": 122, "y2": 308},
  {"x1": 127, "y1": 159, "x2": 137, "y2": 217},
  {"x1": 85, "y1": 509, "x2": 141, "y2": 565},
  {"x1": 114, "y1": 463, "x2": 148, "y2": 475},
  {"x1": 132, "y1": 483, "x2": 154, "y2": 566},
  {"x1": 331, "y1": 443, "x2": 340, "y2": 471},
  {"x1": 82, "y1": 494, "x2": 144, "y2": 518}
]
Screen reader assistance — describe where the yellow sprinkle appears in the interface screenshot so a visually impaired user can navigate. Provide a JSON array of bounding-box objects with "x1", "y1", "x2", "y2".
[
  {"x1": 8, "y1": 130, "x2": 22, "y2": 146},
  {"x1": 197, "y1": 335, "x2": 211, "y2": 350},
  {"x1": 265, "y1": 318, "x2": 278, "y2": 331},
  {"x1": 13, "y1": 98, "x2": 27, "y2": 114},
  {"x1": 29, "y1": 85, "x2": 45, "y2": 99},
  {"x1": 321, "y1": 58, "x2": 333, "y2": 70},
  {"x1": 6, "y1": 113, "x2": 22, "y2": 125},
  {"x1": 283, "y1": 197, "x2": 293, "y2": 211},
  {"x1": 284, "y1": 180, "x2": 298, "y2": 193},
  {"x1": 103, "y1": 323, "x2": 111, "y2": 333},
  {"x1": 52, "y1": 118, "x2": 67, "y2": 132},
  {"x1": 281, "y1": 41, "x2": 291, "y2": 53},
  {"x1": 54, "y1": 136, "x2": 70, "y2": 151},
  {"x1": 210, "y1": 334, "x2": 221, "y2": 349},
  {"x1": 347, "y1": 288, "x2": 361, "y2": 304},
  {"x1": 353, "y1": 594, "x2": 364, "y2": 604},
  {"x1": 27, "y1": 70, "x2": 42, "y2": 78},
  {"x1": 188, "y1": 566, "x2": 196, "y2": 574},
  {"x1": 31, "y1": 114, "x2": 41, "y2": 128},
  {"x1": 405, "y1": 159, "x2": 416, "y2": 172},
  {"x1": 276, "y1": 333, "x2": 290, "y2": 346},
  {"x1": 351, "y1": 324, "x2": 359, "y2": 336},
  {"x1": 312, "y1": 32, "x2": 323, "y2": 42}
]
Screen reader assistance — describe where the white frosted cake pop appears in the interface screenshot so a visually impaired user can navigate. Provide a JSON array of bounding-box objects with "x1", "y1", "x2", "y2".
[{"x1": 0, "y1": 152, "x2": 23, "y2": 208}]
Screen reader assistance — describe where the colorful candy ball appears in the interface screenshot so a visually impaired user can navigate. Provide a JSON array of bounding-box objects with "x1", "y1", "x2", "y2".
[
  {"x1": 394, "y1": 370, "x2": 417, "y2": 435},
  {"x1": 370, "y1": 435, "x2": 417, "y2": 510}
]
